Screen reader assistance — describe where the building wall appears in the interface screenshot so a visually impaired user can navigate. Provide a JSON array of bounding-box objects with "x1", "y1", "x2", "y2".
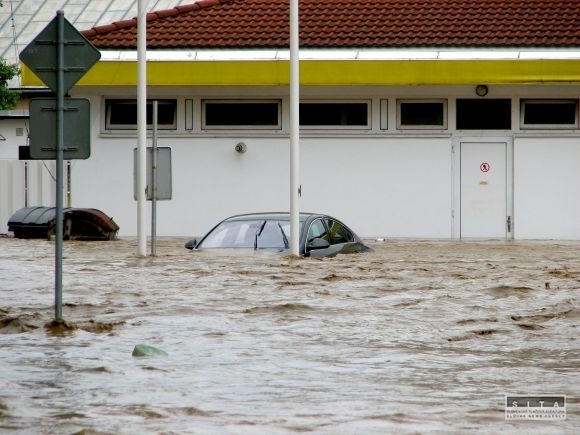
[
  {"x1": 299, "y1": 137, "x2": 453, "y2": 239},
  {"x1": 514, "y1": 137, "x2": 580, "y2": 239},
  {"x1": 67, "y1": 86, "x2": 462, "y2": 239},
  {"x1": 69, "y1": 133, "x2": 455, "y2": 239},
  {"x1": 0, "y1": 117, "x2": 57, "y2": 234},
  {"x1": 3, "y1": 84, "x2": 580, "y2": 239}
]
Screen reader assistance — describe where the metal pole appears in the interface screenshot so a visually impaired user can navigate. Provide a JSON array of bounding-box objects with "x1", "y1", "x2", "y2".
[
  {"x1": 55, "y1": 10, "x2": 65, "y2": 320},
  {"x1": 289, "y1": 0, "x2": 300, "y2": 256},
  {"x1": 137, "y1": 0, "x2": 147, "y2": 256},
  {"x1": 66, "y1": 161, "x2": 71, "y2": 207},
  {"x1": 151, "y1": 100, "x2": 158, "y2": 256}
]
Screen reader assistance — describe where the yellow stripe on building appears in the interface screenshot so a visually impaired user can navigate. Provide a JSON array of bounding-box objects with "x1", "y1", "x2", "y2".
[{"x1": 20, "y1": 59, "x2": 580, "y2": 87}]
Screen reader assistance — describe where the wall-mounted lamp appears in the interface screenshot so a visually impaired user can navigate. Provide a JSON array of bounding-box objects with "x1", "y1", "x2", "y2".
[
  {"x1": 475, "y1": 84, "x2": 489, "y2": 97},
  {"x1": 235, "y1": 142, "x2": 247, "y2": 153}
]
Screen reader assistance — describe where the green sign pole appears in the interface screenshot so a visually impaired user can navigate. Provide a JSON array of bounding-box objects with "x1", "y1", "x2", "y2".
[
  {"x1": 19, "y1": 10, "x2": 100, "y2": 323},
  {"x1": 55, "y1": 10, "x2": 65, "y2": 321}
]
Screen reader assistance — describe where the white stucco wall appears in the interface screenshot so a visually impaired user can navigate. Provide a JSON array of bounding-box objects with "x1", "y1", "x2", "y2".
[
  {"x1": 299, "y1": 137, "x2": 452, "y2": 238},
  {"x1": 69, "y1": 134, "x2": 292, "y2": 238},
  {"x1": 69, "y1": 133, "x2": 454, "y2": 238},
  {"x1": 514, "y1": 137, "x2": 580, "y2": 239},
  {"x1": 0, "y1": 117, "x2": 56, "y2": 233}
]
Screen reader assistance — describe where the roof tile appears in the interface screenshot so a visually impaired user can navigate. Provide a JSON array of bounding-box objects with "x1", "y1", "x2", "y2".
[{"x1": 82, "y1": 0, "x2": 580, "y2": 49}]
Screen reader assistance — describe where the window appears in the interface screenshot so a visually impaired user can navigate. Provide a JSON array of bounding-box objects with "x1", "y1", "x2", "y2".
[
  {"x1": 306, "y1": 218, "x2": 355, "y2": 247},
  {"x1": 105, "y1": 99, "x2": 177, "y2": 130},
  {"x1": 306, "y1": 219, "x2": 330, "y2": 244},
  {"x1": 199, "y1": 219, "x2": 288, "y2": 249},
  {"x1": 300, "y1": 101, "x2": 370, "y2": 129},
  {"x1": 202, "y1": 100, "x2": 281, "y2": 129},
  {"x1": 397, "y1": 99, "x2": 447, "y2": 129},
  {"x1": 521, "y1": 99, "x2": 578, "y2": 129},
  {"x1": 456, "y1": 99, "x2": 511, "y2": 130},
  {"x1": 325, "y1": 219, "x2": 355, "y2": 244}
]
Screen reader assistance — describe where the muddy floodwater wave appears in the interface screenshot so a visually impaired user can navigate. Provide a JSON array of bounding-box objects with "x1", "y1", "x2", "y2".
[{"x1": 0, "y1": 237, "x2": 578, "y2": 434}]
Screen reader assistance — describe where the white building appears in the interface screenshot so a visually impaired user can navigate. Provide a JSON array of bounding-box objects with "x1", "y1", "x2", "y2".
[{"x1": 4, "y1": 0, "x2": 580, "y2": 240}]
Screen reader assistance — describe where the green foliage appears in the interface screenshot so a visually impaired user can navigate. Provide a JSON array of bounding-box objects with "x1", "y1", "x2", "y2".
[{"x1": 0, "y1": 58, "x2": 20, "y2": 110}]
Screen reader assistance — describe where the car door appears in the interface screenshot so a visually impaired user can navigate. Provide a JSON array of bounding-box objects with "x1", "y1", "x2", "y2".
[
  {"x1": 305, "y1": 218, "x2": 342, "y2": 257},
  {"x1": 326, "y1": 218, "x2": 369, "y2": 254}
]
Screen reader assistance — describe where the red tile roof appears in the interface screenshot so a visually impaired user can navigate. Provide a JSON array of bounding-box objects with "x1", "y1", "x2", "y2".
[{"x1": 82, "y1": 0, "x2": 580, "y2": 49}]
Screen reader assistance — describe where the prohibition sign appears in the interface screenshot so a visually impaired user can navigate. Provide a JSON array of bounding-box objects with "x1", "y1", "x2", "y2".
[{"x1": 480, "y1": 162, "x2": 490, "y2": 172}]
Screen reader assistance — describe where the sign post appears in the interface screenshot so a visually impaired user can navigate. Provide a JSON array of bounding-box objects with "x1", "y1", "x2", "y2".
[{"x1": 19, "y1": 11, "x2": 100, "y2": 322}]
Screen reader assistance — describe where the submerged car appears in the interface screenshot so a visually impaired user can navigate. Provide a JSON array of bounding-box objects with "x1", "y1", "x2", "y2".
[{"x1": 184, "y1": 212, "x2": 371, "y2": 257}]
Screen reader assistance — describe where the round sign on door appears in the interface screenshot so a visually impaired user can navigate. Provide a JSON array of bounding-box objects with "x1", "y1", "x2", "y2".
[{"x1": 480, "y1": 162, "x2": 491, "y2": 172}]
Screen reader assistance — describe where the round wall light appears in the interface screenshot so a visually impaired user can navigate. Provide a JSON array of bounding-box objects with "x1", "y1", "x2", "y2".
[
  {"x1": 235, "y1": 142, "x2": 247, "y2": 153},
  {"x1": 475, "y1": 84, "x2": 489, "y2": 97}
]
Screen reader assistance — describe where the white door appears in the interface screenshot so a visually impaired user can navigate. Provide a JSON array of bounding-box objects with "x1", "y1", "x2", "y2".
[{"x1": 460, "y1": 142, "x2": 507, "y2": 239}]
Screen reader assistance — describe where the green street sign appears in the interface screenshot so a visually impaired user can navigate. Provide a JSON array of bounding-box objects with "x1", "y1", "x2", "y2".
[
  {"x1": 19, "y1": 11, "x2": 100, "y2": 323},
  {"x1": 29, "y1": 98, "x2": 91, "y2": 160},
  {"x1": 19, "y1": 14, "x2": 100, "y2": 93}
]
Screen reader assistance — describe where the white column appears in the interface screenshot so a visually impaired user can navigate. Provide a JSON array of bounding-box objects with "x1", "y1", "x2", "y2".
[
  {"x1": 289, "y1": 0, "x2": 300, "y2": 256},
  {"x1": 136, "y1": 0, "x2": 147, "y2": 255}
]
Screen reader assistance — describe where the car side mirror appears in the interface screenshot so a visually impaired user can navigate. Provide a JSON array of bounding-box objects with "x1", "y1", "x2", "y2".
[
  {"x1": 306, "y1": 237, "x2": 331, "y2": 251},
  {"x1": 184, "y1": 238, "x2": 198, "y2": 250}
]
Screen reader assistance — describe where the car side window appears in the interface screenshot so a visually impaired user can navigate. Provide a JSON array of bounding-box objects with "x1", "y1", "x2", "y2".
[
  {"x1": 325, "y1": 219, "x2": 355, "y2": 244},
  {"x1": 307, "y1": 219, "x2": 330, "y2": 243}
]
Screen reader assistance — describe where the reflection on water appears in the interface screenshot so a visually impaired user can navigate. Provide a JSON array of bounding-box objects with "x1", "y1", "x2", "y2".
[{"x1": 0, "y1": 237, "x2": 579, "y2": 434}]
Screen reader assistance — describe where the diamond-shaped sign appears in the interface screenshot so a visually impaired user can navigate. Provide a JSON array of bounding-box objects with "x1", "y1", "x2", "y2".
[{"x1": 19, "y1": 13, "x2": 100, "y2": 93}]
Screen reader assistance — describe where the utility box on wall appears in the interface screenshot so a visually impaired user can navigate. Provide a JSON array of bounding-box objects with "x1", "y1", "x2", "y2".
[{"x1": 133, "y1": 147, "x2": 172, "y2": 200}]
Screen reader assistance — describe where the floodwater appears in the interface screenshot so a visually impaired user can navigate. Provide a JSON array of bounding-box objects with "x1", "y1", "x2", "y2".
[{"x1": 0, "y1": 237, "x2": 578, "y2": 434}]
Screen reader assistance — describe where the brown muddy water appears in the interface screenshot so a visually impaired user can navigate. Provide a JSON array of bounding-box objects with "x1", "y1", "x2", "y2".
[{"x1": 0, "y1": 237, "x2": 578, "y2": 434}]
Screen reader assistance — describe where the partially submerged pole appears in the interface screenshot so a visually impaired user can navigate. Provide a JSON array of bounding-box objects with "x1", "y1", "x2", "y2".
[
  {"x1": 151, "y1": 101, "x2": 158, "y2": 256},
  {"x1": 136, "y1": 0, "x2": 147, "y2": 256},
  {"x1": 289, "y1": 0, "x2": 300, "y2": 256},
  {"x1": 54, "y1": 10, "x2": 65, "y2": 320}
]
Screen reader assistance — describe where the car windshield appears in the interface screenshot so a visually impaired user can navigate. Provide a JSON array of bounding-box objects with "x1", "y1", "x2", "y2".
[{"x1": 199, "y1": 219, "x2": 294, "y2": 249}]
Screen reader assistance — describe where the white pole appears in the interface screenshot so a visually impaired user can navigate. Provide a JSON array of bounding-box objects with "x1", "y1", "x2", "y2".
[
  {"x1": 137, "y1": 0, "x2": 147, "y2": 256},
  {"x1": 151, "y1": 100, "x2": 158, "y2": 256},
  {"x1": 289, "y1": 0, "x2": 300, "y2": 256}
]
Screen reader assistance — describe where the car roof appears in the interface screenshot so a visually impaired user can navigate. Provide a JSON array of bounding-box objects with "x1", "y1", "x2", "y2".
[{"x1": 223, "y1": 212, "x2": 323, "y2": 223}]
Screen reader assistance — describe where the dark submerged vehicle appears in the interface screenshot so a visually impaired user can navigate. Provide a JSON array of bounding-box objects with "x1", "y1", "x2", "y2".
[
  {"x1": 185, "y1": 212, "x2": 371, "y2": 258},
  {"x1": 7, "y1": 206, "x2": 119, "y2": 240}
]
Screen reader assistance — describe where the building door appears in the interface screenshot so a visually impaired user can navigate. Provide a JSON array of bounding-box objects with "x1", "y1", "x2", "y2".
[{"x1": 460, "y1": 142, "x2": 508, "y2": 239}]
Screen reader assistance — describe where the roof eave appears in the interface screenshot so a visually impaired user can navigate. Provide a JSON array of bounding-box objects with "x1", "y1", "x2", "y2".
[{"x1": 20, "y1": 49, "x2": 580, "y2": 87}]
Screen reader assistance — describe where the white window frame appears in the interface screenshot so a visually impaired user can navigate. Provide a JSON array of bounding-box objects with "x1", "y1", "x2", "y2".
[
  {"x1": 520, "y1": 99, "x2": 579, "y2": 130},
  {"x1": 299, "y1": 99, "x2": 371, "y2": 130},
  {"x1": 201, "y1": 99, "x2": 282, "y2": 130},
  {"x1": 397, "y1": 99, "x2": 447, "y2": 130},
  {"x1": 104, "y1": 98, "x2": 177, "y2": 130},
  {"x1": 380, "y1": 99, "x2": 388, "y2": 130}
]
